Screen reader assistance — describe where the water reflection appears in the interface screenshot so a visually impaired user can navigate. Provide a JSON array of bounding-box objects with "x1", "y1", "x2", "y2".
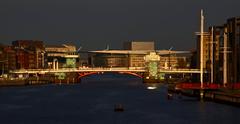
[
  {"x1": 147, "y1": 86, "x2": 157, "y2": 90},
  {"x1": 145, "y1": 83, "x2": 163, "y2": 90}
]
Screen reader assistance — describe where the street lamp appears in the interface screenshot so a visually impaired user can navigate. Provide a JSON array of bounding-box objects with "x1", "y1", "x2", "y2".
[{"x1": 168, "y1": 46, "x2": 173, "y2": 70}]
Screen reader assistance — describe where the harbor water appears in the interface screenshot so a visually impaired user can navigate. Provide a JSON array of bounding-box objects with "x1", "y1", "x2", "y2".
[{"x1": 0, "y1": 73, "x2": 239, "y2": 124}]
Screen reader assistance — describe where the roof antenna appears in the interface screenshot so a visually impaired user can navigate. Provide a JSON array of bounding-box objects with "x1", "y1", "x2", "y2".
[{"x1": 77, "y1": 46, "x2": 82, "y2": 52}]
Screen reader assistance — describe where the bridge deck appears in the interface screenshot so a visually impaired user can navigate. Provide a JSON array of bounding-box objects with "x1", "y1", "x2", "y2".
[{"x1": 10, "y1": 68, "x2": 201, "y2": 74}]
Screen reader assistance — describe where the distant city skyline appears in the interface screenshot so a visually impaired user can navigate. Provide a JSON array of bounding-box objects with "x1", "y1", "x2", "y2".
[{"x1": 1, "y1": 0, "x2": 240, "y2": 50}]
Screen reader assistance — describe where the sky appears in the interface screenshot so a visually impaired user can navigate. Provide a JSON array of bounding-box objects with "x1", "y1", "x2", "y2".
[{"x1": 0, "y1": 0, "x2": 240, "y2": 50}]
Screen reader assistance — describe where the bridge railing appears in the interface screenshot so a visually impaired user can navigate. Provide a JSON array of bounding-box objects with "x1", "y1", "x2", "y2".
[
  {"x1": 9, "y1": 67, "x2": 146, "y2": 74},
  {"x1": 159, "y1": 68, "x2": 202, "y2": 73},
  {"x1": 78, "y1": 67, "x2": 145, "y2": 70},
  {"x1": 160, "y1": 68, "x2": 200, "y2": 71},
  {"x1": 10, "y1": 67, "x2": 201, "y2": 74}
]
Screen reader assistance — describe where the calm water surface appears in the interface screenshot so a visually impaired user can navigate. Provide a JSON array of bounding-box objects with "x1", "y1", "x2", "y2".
[{"x1": 0, "y1": 73, "x2": 239, "y2": 124}]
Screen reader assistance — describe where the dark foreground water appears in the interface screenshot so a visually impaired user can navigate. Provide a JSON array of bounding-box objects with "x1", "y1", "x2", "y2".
[{"x1": 0, "y1": 73, "x2": 239, "y2": 124}]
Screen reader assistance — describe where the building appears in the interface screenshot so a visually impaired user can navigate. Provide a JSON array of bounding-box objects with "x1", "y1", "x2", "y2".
[
  {"x1": 197, "y1": 17, "x2": 240, "y2": 84},
  {"x1": 160, "y1": 53, "x2": 190, "y2": 69},
  {"x1": 213, "y1": 18, "x2": 240, "y2": 84},
  {"x1": 196, "y1": 32, "x2": 211, "y2": 70},
  {"x1": 124, "y1": 41, "x2": 155, "y2": 67},
  {"x1": 89, "y1": 41, "x2": 191, "y2": 70},
  {"x1": 123, "y1": 41, "x2": 155, "y2": 50},
  {"x1": 91, "y1": 54, "x2": 128, "y2": 67},
  {"x1": 208, "y1": 26, "x2": 222, "y2": 83},
  {"x1": 45, "y1": 43, "x2": 79, "y2": 69},
  {"x1": 12, "y1": 40, "x2": 45, "y2": 69},
  {"x1": 196, "y1": 27, "x2": 223, "y2": 83},
  {"x1": 226, "y1": 17, "x2": 240, "y2": 83},
  {"x1": 0, "y1": 45, "x2": 16, "y2": 73}
]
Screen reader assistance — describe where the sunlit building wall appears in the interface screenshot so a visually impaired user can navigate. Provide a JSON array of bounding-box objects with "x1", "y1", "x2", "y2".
[
  {"x1": 45, "y1": 44, "x2": 78, "y2": 69},
  {"x1": 0, "y1": 45, "x2": 16, "y2": 72},
  {"x1": 197, "y1": 17, "x2": 240, "y2": 84},
  {"x1": 12, "y1": 40, "x2": 45, "y2": 69},
  {"x1": 124, "y1": 41, "x2": 155, "y2": 67},
  {"x1": 123, "y1": 41, "x2": 155, "y2": 50}
]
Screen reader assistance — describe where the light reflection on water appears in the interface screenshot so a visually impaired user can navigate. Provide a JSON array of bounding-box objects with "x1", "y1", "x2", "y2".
[{"x1": 0, "y1": 73, "x2": 239, "y2": 124}]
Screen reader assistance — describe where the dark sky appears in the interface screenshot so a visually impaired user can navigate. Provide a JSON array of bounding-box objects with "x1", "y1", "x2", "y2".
[{"x1": 0, "y1": 0, "x2": 240, "y2": 50}]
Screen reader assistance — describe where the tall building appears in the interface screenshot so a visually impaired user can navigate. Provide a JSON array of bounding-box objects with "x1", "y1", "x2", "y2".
[
  {"x1": 211, "y1": 18, "x2": 240, "y2": 84},
  {"x1": 225, "y1": 17, "x2": 240, "y2": 83},
  {"x1": 197, "y1": 17, "x2": 240, "y2": 84},
  {"x1": 210, "y1": 26, "x2": 223, "y2": 83}
]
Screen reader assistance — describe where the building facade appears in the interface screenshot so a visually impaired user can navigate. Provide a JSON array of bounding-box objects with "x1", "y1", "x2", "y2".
[
  {"x1": 45, "y1": 44, "x2": 79, "y2": 69},
  {"x1": 90, "y1": 41, "x2": 191, "y2": 70},
  {"x1": 123, "y1": 41, "x2": 155, "y2": 50},
  {"x1": 91, "y1": 54, "x2": 128, "y2": 67},
  {"x1": 125, "y1": 41, "x2": 155, "y2": 68},
  {"x1": 12, "y1": 40, "x2": 45, "y2": 69},
  {"x1": 0, "y1": 45, "x2": 16, "y2": 73},
  {"x1": 226, "y1": 17, "x2": 240, "y2": 83},
  {"x1": 197, "y1": 17, "x2": 240, "y2": 84}
]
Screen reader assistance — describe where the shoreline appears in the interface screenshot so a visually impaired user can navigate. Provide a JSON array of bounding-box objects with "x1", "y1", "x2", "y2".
[
  {"x1": 0, "y1": 77, "x2": 80, "y2": 87},
  {"x1": 168, "y1": 84, "x2": 240, "y2": 107},
  {"x1": 0, "y1": 79, "x2": 27, "y2": 87}
]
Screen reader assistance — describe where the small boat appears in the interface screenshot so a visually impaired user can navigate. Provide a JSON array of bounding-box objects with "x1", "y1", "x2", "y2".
[{"x1": 114, "y1": 104, "x2": 124, "y2": 112}]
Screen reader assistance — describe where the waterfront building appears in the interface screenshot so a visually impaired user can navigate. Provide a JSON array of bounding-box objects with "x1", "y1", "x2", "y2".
[
  {"x1": 197, "y1": 17, "x2": 240, "y2": 84},
  {"x1": 196, "y1": 27, "x2": 222, "y2": 83},
  {"x1": 209, "y1": 26, "x2": 222, "y2": 83},
  {"x1": 196, "y1": 32, "x2": 211, "y2": 70},
  {"x1": 124, "y1": 41, "x2": 154, "y2": 67},
  {"x1": 92, "y1": 54, "x2": 128, "y2": 67},
  {"x1": 123, "y1": 41, "x2": 155, "y2": 50},
  {"x1": 226, "y1": 17, "x2": 240, "y2": 83},
  {"x1": 0, "y1": 45, "x2": 16, "y2": 73},
  {"x1": 89, "y1": 41, "x2": 191, "y2": 70},
  {"x1": 89, "y1": 41, "x2": 155, "y2": 68},
  {"x1": 45, "y1": 43, "x2": 79, "y2": 69},
  {"x1": 12, "y1": 40, "x2": 45, "y2": 69},
  {"x1": 159, "y1": 53, "x2": 190, "y2": 69},
  {"x1": 128, "y1": 54, "x2": 145, "y2": 67}
]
